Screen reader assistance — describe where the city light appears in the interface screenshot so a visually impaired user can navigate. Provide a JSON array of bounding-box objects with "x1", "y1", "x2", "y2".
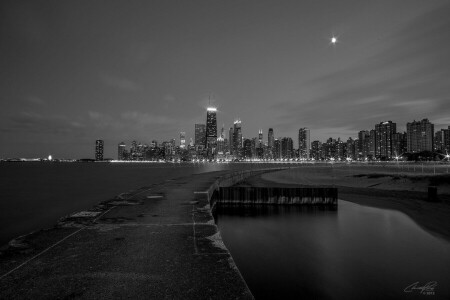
[{"x1": 105, "y1": 107, "x2": 446, "y2": 164}]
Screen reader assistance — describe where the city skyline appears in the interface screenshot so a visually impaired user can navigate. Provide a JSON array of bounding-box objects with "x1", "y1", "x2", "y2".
[
  {"x1": 107, "y1": 113, "x2": 446, "y2": 162},
  {"x1": 1, "y1": 1, "x2": 450, "y2": 158},
  {"x1": 3, "y1": 109, "x2": 449, "y2": 160}
]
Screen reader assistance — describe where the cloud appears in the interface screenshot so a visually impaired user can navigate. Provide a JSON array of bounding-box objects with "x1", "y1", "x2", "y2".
[
  {"x1": 121, "y1": 111, "x2": 174, "y2": 126},
  {"x1": 9, "y1": 111, "x2": 86, "y2": 135},
  {"x1": 84, "y1": 110, "x2": 179, "y2": 141},
  {"x1": 27, "y1": 96, "x2": 46, "y2": 105},
  {"x1": 162, "y1": 94, "x2": 177, "y2": 109},
  {"x1": 164, "y1": 94, "x2": 176, "y2": 102},
  {"x1": 127, "y1": 42, "x2": 156, "y2": 64},
  {"x1": 99, "y1": 73, "x2": 140, "y2": 92}
]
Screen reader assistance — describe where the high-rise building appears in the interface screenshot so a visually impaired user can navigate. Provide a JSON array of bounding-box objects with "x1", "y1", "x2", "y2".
[
  {"x1": 256, "y1": 130, "x2": 264, "y2": 158},
  {"x1": 95, "y1": 140, "x2": 104, "y2": 161},
  {"x1": 233, "y1": 119, "x2": 242, "y2": 157},
  {"x1": 205, "y1": 107, "x2": 217, "y2": 155},
  {"x1": 180, "y1": 132, "x2": 186, "y2": 149},
  {"x1": 375, "y1": 121, "x2": 396, "y2": 159},
  {"x1": 346, "y1": 137, "x2": 356, "y2": 160},
  {"x1": 435, "y1": 131, "x2": 444, "y2": 152},
  {"x1": 281, "y1": 137, "x2": 294, "y2": 159},
  {"x1": 268, "y1": 128, "x2": 274, "y2": 149},
  {"x1": 258, "y1": 130, "x2": 263, "y2": 147},
  {"x1": 392, "y1": 132, "x2": 407, "y2": 156},
  {"x1": 216, "y1": 136, "x2": 225, "y2": 155},
  {"x1": 368, "y1": 130, "x2": 377, "y2": 159},
  {"x1": 274, "y1": 139, "x2": 281, "y2": 159},
  {"x1": 357, "y1": 130, "x2": 370, "y2": 159},
  {"x1": 323, "y1": 138, "x2": 336, "y2": 159},
  {"x1": 243, "y1": 139, "x2": 252, "y2": 159},
  {"x1": 311, "y1": 140, "x2": 322, "y2": 160},
  {"x1": 298, "y1": 128, "x2": 310, "y2": 159},
  {"x1": 435, "y1": 127, "x2": 450, "y2": 153},
  {"x1": 336, "y1": 138, "x2": 346, "y2": 160},
  {"x1": 194, "y1": 124, "x2": 206, "y2": 149},
  {"x1": 118, "y1": 142, "x2": 126, "y2": 160},
  {"x1": 250, "y1": 137, "x2": 257, "y2": 158},
  {"x1": 444, "y1": 126, "x2": 450, "y2": 153},
  {"x1": 406, "y1": 119, "x2": 434, "y2": 153},
  {"x1": 228, "y1": 127, "x2": 234, "y2": 154}
]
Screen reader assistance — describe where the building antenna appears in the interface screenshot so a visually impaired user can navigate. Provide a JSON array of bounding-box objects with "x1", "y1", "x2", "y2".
[{"x1": 208, "y1": 92, "x2": 216, "y2": 107}]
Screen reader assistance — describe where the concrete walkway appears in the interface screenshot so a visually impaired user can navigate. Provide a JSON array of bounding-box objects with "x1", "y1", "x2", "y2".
[{"x1": 0, "y1": 170, "x2": 266, "y2": 299}]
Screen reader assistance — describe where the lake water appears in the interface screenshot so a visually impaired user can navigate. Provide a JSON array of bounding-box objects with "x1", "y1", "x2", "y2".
[
  {"x1": 216, "y1": 201, "x2": 450, "y2": 299},
  {"x1": 0, "y1": 161, "x2": 278, "y2": 247}
]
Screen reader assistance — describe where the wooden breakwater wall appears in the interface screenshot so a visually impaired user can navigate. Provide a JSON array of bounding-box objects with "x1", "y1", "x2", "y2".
[
  {"x1": 197, "y1": 168, "x2": 287, "y2": 211},
  {"x1": 216, "y1": 187, "x2": 338, "y2": 206}
]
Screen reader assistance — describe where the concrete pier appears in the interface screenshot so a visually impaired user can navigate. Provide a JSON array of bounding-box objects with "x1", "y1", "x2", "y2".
[{"x1": 0, "y1": 169, "x2": 282, "y2": 299}]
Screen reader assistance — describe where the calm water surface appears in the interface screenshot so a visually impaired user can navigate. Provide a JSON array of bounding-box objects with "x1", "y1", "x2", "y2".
[
  {"x1": 216, "y1": 201, "x2": 450, "y2": 299},
  {"x1": 0, "y1": 162, "x2": 276, "y2": 246}
]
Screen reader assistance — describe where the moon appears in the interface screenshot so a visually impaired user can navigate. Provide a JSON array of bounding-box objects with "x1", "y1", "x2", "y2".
[{"x1": 331, "y1": 37, "x2": 337, "y2": 44}]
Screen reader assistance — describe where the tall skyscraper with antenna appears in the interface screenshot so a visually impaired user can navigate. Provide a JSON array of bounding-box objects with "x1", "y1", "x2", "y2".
[{"x1": 205, "y1": 98, "x2": 217, "y2": 157}]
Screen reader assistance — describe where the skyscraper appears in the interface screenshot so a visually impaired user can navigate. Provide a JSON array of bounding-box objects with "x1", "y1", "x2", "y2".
[
  {"x1": 216, "y1": 136, "x2": 225, "y2": 155},
  {"x1": 346, "y1": 137, "x2": 356, "y2": 159},
  {"x1": 368, "y1": 129, "x2": 377, "y2": 159},
  {"x1": 375, "y1": 121, "x2": 396, "y2": 159},
  {"x1": 435, "y1": 126, "x2": 450, "y2": 152},
  {"x1": 406, "y1": 119, "x2": 434, "y2": 153},
  {"x1": 118, "y1": 142, "x2": 126, "y2": 160},
  {"x1": 298, "y1": 128, "x2": 310, "y2": 159},
  {"x1": 205, "y1": 107, "x2": 217, "y2": 155},
  {"x1": 268, "y1": 128, "x2": 274, "y2": 147},
  {"x1": 274, "y1": 139, "x2": 281, "y2": 159},
  {"x1": 336, "y1": 138, "x2": 347, "y2": 160},
  {"x1": 95, "y1": 140, "x2": 104, "y2": 161},
  {"x1": 281, "y1": 137, "x2": 294, "y2": 159},
  {"x1": 256, "y1": 129, "x2": 263, "y2": 158},
  {"x1": 435, "y1": 131, "x2": 444, "y2": 152},
  {"x1": 392, "y1": 132, "x2": 407, "y2": 156},
  {"x1": 228, "y1": 127, "x2": 234, "y2": 154},
  {"x1": 243, "y1": 138, "x2": 252, "y2": 159},
  {"x1": 233, "y1": 119, "x2": 242, "y2": 157},
  {"x1": 311, "y1": 140, "x2": 322, "y2": 160},
  {"x1": 444, "y1": 126, "x2": 450, "y2": 153},
  {"x1": 358, "y1": 130, "x2": 370, "y2": 159},
  {"x1": 180, "y1": 132, "x2": 186, "y2": 149},
  {"x1": 194, "y1": 124, "x2": 206, "y2": 149}
]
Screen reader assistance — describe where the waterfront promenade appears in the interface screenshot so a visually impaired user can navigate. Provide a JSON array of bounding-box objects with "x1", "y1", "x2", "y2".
[{"x1": 0, "y1": 169, "x2": 271, "y2": 299}]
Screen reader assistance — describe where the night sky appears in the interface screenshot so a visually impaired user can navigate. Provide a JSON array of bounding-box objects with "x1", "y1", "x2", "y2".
[{"x1": 1, "y1": 0, "x2": 449, "y2": 158}]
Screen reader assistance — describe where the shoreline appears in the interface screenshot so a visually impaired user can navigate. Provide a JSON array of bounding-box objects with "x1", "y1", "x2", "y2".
[{"x1": 237, "y1": 170, "x2": 450, "y2": 242}]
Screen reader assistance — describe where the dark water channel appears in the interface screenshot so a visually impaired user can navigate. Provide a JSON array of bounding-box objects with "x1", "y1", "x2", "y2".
[{"x1": 215, "y1": 201, "x2": 450, "y2": 299}]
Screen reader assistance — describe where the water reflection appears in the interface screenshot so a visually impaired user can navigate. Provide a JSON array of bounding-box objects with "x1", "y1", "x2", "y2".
[{"x1": 216, "y1": 201, "x2": 450, "y2": 299}]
